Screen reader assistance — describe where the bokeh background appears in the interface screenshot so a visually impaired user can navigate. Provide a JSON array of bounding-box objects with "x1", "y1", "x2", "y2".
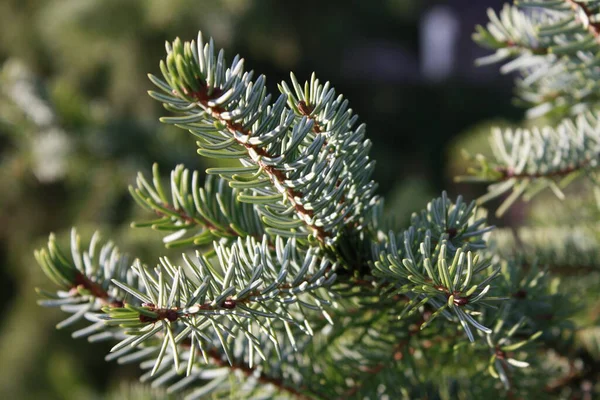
[{"x1": 0, "y1": 0, "x2": 523, "y2": 398}]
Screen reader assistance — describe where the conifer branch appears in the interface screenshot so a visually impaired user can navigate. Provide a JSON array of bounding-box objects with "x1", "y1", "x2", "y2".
[
  {"x1": 476, "y1": 2, "x2": 600, "y2": 118},
  {"x1": 372, "y1": 193, "x2": 498, "y2": 342},
  {"x1": 130, "y1": 164, "x2": 265, "y2": 247},
  {"x1": 563, "y1": 0, "x2": 600, "y2": 41},
  {"x1": 30, "y1": 11, "x2": 600, "y2": 396},
  {"x1": 457, "y1": 112, "x2": 600, "y2": 215},
  {"x1": 34, "y1": 229, "x2": 141, "y2": 339},
  {"x1": 185, "y1": 80, "x2": 330, "y2": 243},
  {"x1": 148, "y1": 34, "x2": 377, "y2": 247}
]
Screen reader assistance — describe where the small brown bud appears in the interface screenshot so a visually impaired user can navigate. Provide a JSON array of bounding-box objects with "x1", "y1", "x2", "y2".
[
  {"x1": 297, "y1": 100, "x2": 313, "y2": 116},
  {"x1": 453, "y1": 296, "x2": 469, "y2": 306},
  {"x1": 222, "y1": 299, "x2": 237, "y2": 309},
  {"x1": 165, "y1": 309, "x2": 178, "y2": 322},
  {"x1": 495, "y1": 348, "x2": 506, "y2": 360},
  {"x1": 139, "y1": 314, "x2": 157, "y2": 323}
]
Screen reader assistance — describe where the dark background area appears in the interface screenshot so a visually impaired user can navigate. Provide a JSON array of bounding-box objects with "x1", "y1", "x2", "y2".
[{"x1": 0, "y1": 1, "x2": 523, "y2": 397}]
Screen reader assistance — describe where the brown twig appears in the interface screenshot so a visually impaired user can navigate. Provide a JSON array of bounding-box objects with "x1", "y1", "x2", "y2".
[
  {"x1": 153, "y1": 201, "x2": 279, "y2": 250},
  {"x1": 73, "y1": 272, "x2": 123, "y2": 307},
  {"x1": 297, "y1": 100, "x2": 326, "y2": 138},
  {"x1": 186, "y1": 82, "x2": 330, "y2": 243},
  {"x1": 494, "y1": 160, "x2": 589, "y2": 181},
  {"x1": 155, "y1": 202, "x2": 239, "y2": 237},
  {"x1": 132, "y1": 266, "x2": 337, "y2": 324},
  {"x1": 504, "y1": 40, "x2": 549, "y2": 55}
]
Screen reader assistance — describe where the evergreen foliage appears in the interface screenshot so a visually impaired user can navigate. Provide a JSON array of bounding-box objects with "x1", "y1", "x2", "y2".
[
  {"x1": 462, "y1": 1, "x2": 600, "y2": 216},
  {"x1": 31, "y1": 1, "x2": 600, "y2": 398}
]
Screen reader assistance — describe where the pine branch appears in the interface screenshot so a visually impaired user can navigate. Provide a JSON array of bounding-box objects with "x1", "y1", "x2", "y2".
[
  {"x1": 34, "y1": 229, "x2": 142, "y2": 341},
  {"x1": 464, "y1": 1, "x2": 600, "y2": 216},
  {"x1": 561, "y1": 0, "x2": 600, "y2": 41},
  {"x1": 130, "y1": 163, "x2": 265, "y2": 248},
  {"x1": 457, "y1": 112, "x2": 600, "y2": 216},
  {"x1": 35, "y1": 229, "x2": 339, "y2": 397},
  {"x1": 371, "y1": 193, "x2": 498, "y2": 342},
  {"x1": 187, "y1": 86, "x2": 331, "y2": 243},
  {"x1": 474, "y1": 5, "x2": 548, "y2": 57},
  {"x1": 148, "y1": 34, "x2": 377, "y2": 247},
  {"x1": 100, "y1": 235, "x2": 336, "y2": 375},
  {"x1": 317, "y1": 265, "x2": 542, "y2": 396},
  {"x1": 476, "y1": 2, "x2": 600, "y2": 118},
  {"x1": 30, "y1": 17, "x2": 599, "y2": 398}
]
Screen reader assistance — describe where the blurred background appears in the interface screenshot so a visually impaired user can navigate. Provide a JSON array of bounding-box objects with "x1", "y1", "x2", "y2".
[{"x1": 0, "y1": 0, "x2": 523, "y2": 398}]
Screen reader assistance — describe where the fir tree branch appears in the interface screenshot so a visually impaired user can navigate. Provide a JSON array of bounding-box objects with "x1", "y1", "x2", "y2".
[
  {"x1": 457, "y1": 112, "x2": 600, "y2": 215},
  {"x1": 35, "y1": 229, "x2": 338, "y2": 397},
  {"x1": 131, "y1": 164, "x2": 265, "y2": 248},
  {"x1": 475, "y1": 2, "x2": 600, "y2": 118},
  {"x1": 186, "y1": 81, "x2": 330, "y2": 243},
  {"x1": 72, "y1": 272, "x2": 124, "y2": 308},
  {"x1": 149, "y1": 34, "x2": 377, "y2": 247},
  {"x1": 34, "y1": 229, "x2": 144, "y2": 343},
  {"x1": 563, "y1": 0, "x2": 600, "y2": 41},
  {"x1": 100, "y1": 235, "x2": 337, "y2": 379},
  {"x1": 473, "y1": 5, "x2": 548, "y2": 60},
  {"x1": 372, "y1": 193, "x2": 498, "y2": 342},
  {"x1": 30, "y1": 16, "x2": 599, "y2": 397},
  {"x1": 35, "y1": 230, "x2": 133, "y2": 307}
]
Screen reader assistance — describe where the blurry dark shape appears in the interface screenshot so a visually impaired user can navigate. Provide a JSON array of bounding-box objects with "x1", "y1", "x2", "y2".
[
  {"x1": 420, "y1": 6, "x2": 459, "y2": 82},
  {"x1": 342, "y1": 41, "x2": 420, "y2": 82}
]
